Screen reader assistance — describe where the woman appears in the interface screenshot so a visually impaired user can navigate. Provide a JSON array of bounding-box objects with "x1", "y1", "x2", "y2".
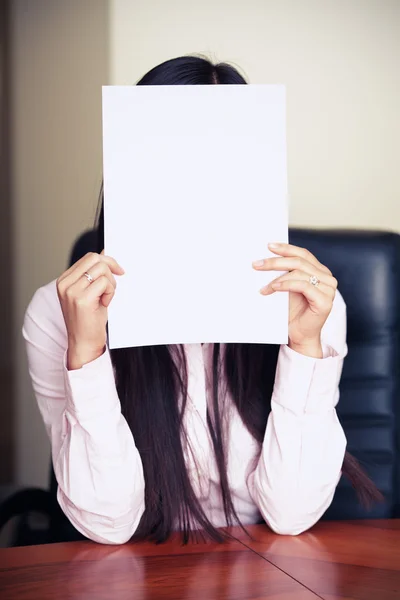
[{"x1": 23, "y1": 56, "x2": 380, "y2": 546}]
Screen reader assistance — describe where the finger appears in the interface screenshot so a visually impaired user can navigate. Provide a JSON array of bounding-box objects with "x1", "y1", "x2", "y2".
[
  {"x1": 260, "y1": 270, "x2": 336, "y2": 298},
  {"x1": 83, "y1": 275, "x2": 115, "y2": 308},
  {"x1": 253, "y1": 256, "x2": 335, "y2": 285},
  {"x1": 68, "y1": 261, "x2": 117, "y2": 295},
  {"x1": 58, "y1": 253, "x2": 124, "y2": 289},
  {"x1": 265, "y1": 269, "x2": 337, "y2": 297},
  {"x1": 59, "y1": 252, "x2": 124, "y2": 283},
  {"x1": 266, "y1": 242, "x2": 332, "y2": 275},
  {"x1": 58, "y1": 252, "x2": 102, "y2": 283},
  {"x1": 267, "y1": 279, "x2": 333, "y2": 314}
]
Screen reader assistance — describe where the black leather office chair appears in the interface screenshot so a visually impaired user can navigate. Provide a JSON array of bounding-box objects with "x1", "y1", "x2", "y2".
[
  {"x1": 289, "y1": 229, "x2": 400, "y2": 520},
  {"x1": 1, "y1": 228, "x2": 399, "y2": 545}
]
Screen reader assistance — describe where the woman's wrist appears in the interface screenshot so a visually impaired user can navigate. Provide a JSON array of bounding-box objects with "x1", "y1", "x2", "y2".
[
  {"x1": 67, "y1": 341, "x2": 106, "y2": 370},
  {"x1": 288, "y1": 338, "x2": 323, "y2": 358}
]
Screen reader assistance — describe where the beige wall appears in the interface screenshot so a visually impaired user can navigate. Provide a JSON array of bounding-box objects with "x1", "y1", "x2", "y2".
[
  {"x1": 11, "y1": 0, "x2": 109, "y2": 486},
  {"x1": 110, "y1": 0, "x2": 400, "y2": 231}
]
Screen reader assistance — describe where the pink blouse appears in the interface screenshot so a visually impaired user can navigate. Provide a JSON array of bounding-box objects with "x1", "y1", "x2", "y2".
[{"x1": 23, "y1": 280, "x2": 347, "y2": 545}]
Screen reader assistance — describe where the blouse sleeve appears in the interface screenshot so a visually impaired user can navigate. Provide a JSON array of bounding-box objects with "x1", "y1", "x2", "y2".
[
  {"x1": 23, "y1": 281, "x2": 145, "y2": 544},
  {"x1": 248, "y1": 289, "x2": 348, "y2": 535}
]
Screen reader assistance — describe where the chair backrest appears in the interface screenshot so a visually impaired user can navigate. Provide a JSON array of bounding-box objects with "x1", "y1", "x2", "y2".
[
  {"x1": 289, "y1": 229, "x2": 400, "y2": 519},
  {"x1": 65, "y1": 227, "x2": 400, "y2": 520}
]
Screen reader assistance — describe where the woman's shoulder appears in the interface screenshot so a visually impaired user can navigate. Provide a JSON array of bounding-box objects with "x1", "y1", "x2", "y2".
[
  {"x1": 23, "y1": 279, "x2": 67, "y2": 349},
  {"x1": 27, "y1": 278, "x2": 62, "y2": 318}
]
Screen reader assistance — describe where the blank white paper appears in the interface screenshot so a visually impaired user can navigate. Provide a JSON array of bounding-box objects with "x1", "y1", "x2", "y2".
[{"x1": 102, "y1": 84, "x2": 288, "y2": 349}]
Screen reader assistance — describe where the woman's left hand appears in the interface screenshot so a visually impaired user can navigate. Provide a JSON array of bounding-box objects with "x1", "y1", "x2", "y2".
[{"x1": 252, "y1": 242, "x2": 338, "y2": 353}]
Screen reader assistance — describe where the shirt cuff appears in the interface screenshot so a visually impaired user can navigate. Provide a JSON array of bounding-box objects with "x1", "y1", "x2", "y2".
[
  {"x1": 271, "y1": 343, "x2": 344, "y2": 416},
  {"x1": 63, "y1": 347, "x2": 121, "y2": 421}
]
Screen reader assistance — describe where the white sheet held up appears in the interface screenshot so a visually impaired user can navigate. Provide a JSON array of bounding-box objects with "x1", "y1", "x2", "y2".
[{"x1": 102, "y1": 84, "x2": 288, "y2": 348}]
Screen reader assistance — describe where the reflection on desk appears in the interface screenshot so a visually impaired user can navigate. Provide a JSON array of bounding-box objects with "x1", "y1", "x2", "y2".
[{"x1": 0, "y1": 520, "x2": 399, "y2": 600}]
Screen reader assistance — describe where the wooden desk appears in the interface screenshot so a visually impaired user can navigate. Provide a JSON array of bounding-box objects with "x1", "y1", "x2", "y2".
[
  {"x1": 240, "y1": 520, "x2": 400, "y2": 600},
  {"x1": 0, "y1": 520, "x2": 399, "y2": 600}
]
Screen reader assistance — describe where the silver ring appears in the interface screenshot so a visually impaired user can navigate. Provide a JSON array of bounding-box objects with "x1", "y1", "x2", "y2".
[
  {"x1": 309, "y1": 275, "x2": 320, "y2": 287},
  {"x1": 84, "y1": 271, "x2": 94, "y2": 284}
]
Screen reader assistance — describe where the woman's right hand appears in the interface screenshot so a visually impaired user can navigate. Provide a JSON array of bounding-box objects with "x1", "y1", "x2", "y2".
[{"x1": 56, "y1": 252, "x2": 125, "y2": 370}]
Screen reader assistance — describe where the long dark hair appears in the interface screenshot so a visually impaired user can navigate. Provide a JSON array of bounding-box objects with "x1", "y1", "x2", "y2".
[{"x1": 98, "y1": 56, "x2": 383, "y2": 543}]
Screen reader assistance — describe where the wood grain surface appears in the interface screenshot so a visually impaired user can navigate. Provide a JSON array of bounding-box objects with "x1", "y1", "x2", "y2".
[
  {"x1": 0, "y1": 521, "x2": 399, "y2": 600},
  {"x1": 0, "y1": 529, "x2": 316, "y2": 600},
  {"x1": 239, "y1": 520, "x2": 400, "y2": 600}
]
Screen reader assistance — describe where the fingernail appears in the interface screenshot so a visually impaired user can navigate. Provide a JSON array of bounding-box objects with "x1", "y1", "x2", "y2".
[
  {"x1": 252, "y1": 260, "x2": 264, "y2": 267},
  {"x1": 119, "y1": 266, "x2": 125, "y2": 274},
  {"x1": 268, "y1": 243, "x2": 281, "y2": 249},
  {"x1": 259, "y1": 286, "x2": 271, "y2": 295}
]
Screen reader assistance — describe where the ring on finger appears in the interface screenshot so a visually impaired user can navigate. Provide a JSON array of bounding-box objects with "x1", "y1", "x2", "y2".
[
  {"x1": 309, "y1": 274, "x2": 320, "y2": 287},
  {"x1": 84, "y1": 271, "x2": 94, "y2": 284}
]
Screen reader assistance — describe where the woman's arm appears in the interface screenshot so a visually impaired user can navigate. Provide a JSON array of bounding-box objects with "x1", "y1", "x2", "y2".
[
  {"x1": 23, "y1": 282, "x2": 145, "y2": 544},
  {"x1": 248, "y1": 289, "x2": 347, "y2": 535}
]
